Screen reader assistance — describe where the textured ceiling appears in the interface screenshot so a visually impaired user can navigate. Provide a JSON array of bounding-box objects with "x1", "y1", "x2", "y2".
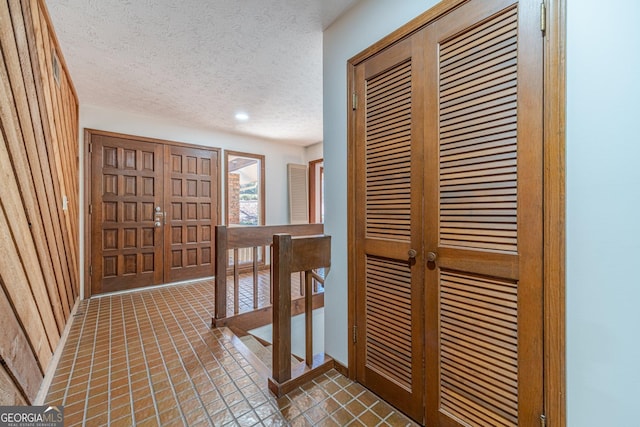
[{"x1": 45, "y1": 0, "x2": 358, "y2": 146}]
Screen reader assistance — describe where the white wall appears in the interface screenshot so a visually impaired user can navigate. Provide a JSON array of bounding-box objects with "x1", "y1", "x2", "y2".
[
  {"x1": 304, "y1": 141, "x2": 323, "y2": 163},
  {"x1": 323, "y1": 0, "x2": 439, "y2": 365},
  {"x1": 566, "y1": 1, "x2": 640, "y2": 425},
  {"x1": 79, "y1": 104, "x2": 306, "y2": 296}
]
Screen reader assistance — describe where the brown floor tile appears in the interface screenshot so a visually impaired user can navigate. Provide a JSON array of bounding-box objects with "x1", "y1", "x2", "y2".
[
  {"x1": 236, "y1": 409, "x2": 260, "y2": 426},
  {"x1": 304, "y1": 405, "x2": 329, "y2": 424},
  {"x1": 332, "y1": 407, "x2": 355, "y2": 425},
  {"x1": 317, "y1": 396, "x2": 341, "y2": 415},
  {"x1": 371, "y1": 400, "x2": 395, "y2": 420},
  {"x1": 385, "y1": 410, "x2": 418, "y2": 426},
  {"x1": 359, "y1": 409, "x2": 384, "y2": 425},
  {"x1": 109, "y1": 403, "x2": 133, "y2": 421},
  {"x1": 158, "y1": 407, "x2": 182, "y2": 425},
  {"x1": 110, "y1": 414, "x2": 134, "y2": 427}
]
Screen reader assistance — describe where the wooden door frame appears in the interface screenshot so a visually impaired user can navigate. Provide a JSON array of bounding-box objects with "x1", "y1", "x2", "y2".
[
  {"x1": 346, "y1": 0, "x2": 566, "y2": 425},
  {"x1": 308, "y1": 158, "x2": 323, "y2": 224},
  {"x1": 83, "y1": 128, "x2": 222, "y2": 298},
  {"x1": 224, "y1": 150, "x2": 266, "y2": 227}
]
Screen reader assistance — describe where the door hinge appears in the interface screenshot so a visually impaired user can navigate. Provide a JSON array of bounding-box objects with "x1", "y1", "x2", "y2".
[
  {"x1": 540, "y1": 414, "x2": 547, "y2": 427},
  {"x1": 89, "y1": 143, "x2": 92, "y2": 153},
  {"x1": 89, "y1": 265, "x2": 92, "y2": 276},
  {"x1": 352, "y1": 92, "x2": 357, "y2": 110},
  {"x1": 89, "y1": 204, "x2": 92, "y2": 215},
  {"x1": 540, "y1": 2, "x2": 546, "y2": 34},
  {"x1": 352, "y1": 325, "x2": 357, "y2": 343}
]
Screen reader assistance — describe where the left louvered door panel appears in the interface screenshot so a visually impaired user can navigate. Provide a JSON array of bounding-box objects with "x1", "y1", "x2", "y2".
[{"x1": 353, "y1": 30, "x2": 425, "y2": 423}]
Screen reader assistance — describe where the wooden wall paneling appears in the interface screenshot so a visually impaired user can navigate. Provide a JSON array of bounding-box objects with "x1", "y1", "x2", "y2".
[
  {"x1": 2, "y1": 0, "x2": 70, "y2": 322},
  {"x1": 0, "y1": 11, "x2": 65, "y2": 336},
  {"x1": 0, "y1": 277, "x2": 43, "y2": 403},
  {"x1": 23, "y1": 0, "x2": 78, "y2": 303},
  {"x1": 0, "y1": 187, "x2": 53, "y2": 369},
  {"x1": 27, "y1": 0, "x2": 80, "y2": 301},
  {"x1": 35, "y1": 3, "x2": 80, "y2": 296},
  {"x1": 0, "y1": 362, "x2": 28, "y2": 405},
  {"x1": 0, "y1": 0, "x2": 80, "y2": 404},
  {"x1": 9, "y1": 0, "x2": 74, "y2": 312}
]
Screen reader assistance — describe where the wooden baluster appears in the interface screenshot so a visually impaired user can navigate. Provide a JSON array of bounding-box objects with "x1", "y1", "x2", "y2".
[
  {"x1": 305, "y1": 270, "x2": 313, "y2": 366},
  {"x1": 252, "y1": 246, "x2": 258, "y2": 309},
  {"x1": 214, "y1": 225, "x2": 227, "y2": 323},
  {"x1": 233, "y1": 248, "x2": 239, "y2": 315},
  {"x1": 272, "y1": 234, "x2": 292, "y2": 384},
  {"x1": 299, "y1": 271, "x2": 304, "y2": 296},
  {"x1": 269, "y1": 244, "x2": 273, "y2": 305}
]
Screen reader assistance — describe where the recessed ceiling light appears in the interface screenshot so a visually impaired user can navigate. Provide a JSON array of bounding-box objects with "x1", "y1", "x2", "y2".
[{"x1": 235, "y1": 112, "x2": 249, "y2": 121}]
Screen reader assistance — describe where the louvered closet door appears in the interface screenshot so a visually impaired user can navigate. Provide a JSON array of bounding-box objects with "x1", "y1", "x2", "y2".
[
  {"x1": 353, "y1": 30, "x2": 426, "y2": 423},
  {"x1": 164, "y1": 146, "x2": 218, "y2": 282},
  {"x1": 423, "y1": 0, "x2": 543, "y2": 425},
  {"x1": 91, "y1": 136, "x2": 164, "y2": 294}
]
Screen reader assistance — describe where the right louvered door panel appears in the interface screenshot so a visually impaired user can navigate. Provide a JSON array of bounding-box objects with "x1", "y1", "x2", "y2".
[
  {"x1": 353, "y1": 31, "x2": 425, "y2": 423},
  {"x1": 424, "y1": 0, "x2": 543, "y2": 425}
]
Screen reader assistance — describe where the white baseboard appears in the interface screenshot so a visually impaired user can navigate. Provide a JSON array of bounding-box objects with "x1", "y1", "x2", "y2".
[{"x1": 34, "y1": 298, "x2": 80, "y2": 405}]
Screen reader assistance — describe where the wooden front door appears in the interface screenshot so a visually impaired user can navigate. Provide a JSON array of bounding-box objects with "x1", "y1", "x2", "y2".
[
  {"x1": 352, "y1": 30, "x2": 426, "y2": 421},
  {"x1": 90, "y1": 132, "x2": 218, "y2": 295},
  {"x1": 350, "y1": 0, "x2": 544, "y2": 425},
  {"x1": 164, "y1": 145, "x2": 217, "y2": 283}
]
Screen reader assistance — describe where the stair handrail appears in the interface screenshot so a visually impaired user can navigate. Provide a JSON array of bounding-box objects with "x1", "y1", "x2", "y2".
[{"x1": 213, "y1": 224, "x2": 324, "y2": 324}]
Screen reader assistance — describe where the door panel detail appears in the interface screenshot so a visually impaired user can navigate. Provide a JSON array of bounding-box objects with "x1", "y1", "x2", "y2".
[
  {"x1": 440, "y1": 270, "x2": 518, "y2": 425},
  {"x1": 439, "y1": 6, "x2": 519, "y2": 254},
  {"x1": 365, "y1": 256, "x2": 413, "y2": 392},
  {"x1": 365, "y1": 60, "x2": 412, "y2": 242}
]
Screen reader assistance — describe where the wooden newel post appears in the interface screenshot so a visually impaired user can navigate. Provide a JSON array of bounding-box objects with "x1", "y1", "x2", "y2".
[
  {"x1": 272, "y1": 233, "x2": 292, "y2": 383},
  {"x1": 213, "y1": 225, "x2": 228, "y2": 324}
]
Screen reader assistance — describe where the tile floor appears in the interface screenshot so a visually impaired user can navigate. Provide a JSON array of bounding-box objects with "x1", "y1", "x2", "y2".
[{"x1": 45, "y1": 279, "x2": 417, "y2": 426}]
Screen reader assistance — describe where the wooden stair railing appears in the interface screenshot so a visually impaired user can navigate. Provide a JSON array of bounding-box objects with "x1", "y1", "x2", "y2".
[
  {"x1": 212, "y1": 224, "x2": 324, "y2": 328},
  {"x1": 268, "y1": 233, "x2": 333, "y2": 397}
]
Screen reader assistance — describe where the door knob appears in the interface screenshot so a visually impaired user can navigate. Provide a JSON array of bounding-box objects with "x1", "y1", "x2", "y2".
[
  {"x1": 408, "y1": 249, "x2": 417, "y2": 259},
  {"x1": 154, "y1": 221, "x2": 162, "y2": 227},
  {"x1": 427, "y1": 251, "x2": 437, "y2": 262}
]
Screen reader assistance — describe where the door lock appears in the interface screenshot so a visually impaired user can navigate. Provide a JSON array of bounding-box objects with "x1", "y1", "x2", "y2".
[{"x1": 154, "y1": 221, "x2": 162, "y2": 227}]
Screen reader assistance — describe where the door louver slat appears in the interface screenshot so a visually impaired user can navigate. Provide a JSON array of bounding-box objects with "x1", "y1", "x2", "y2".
[
  {"x1": 365, "y1": 256, "x2": 412, "y2": 392},
  {"x1": 439, "y1": 6, "x2": 519, "y2": 254},
  {"x1": 366, "y1": 60, "x2": 412, "y2": 241}
]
